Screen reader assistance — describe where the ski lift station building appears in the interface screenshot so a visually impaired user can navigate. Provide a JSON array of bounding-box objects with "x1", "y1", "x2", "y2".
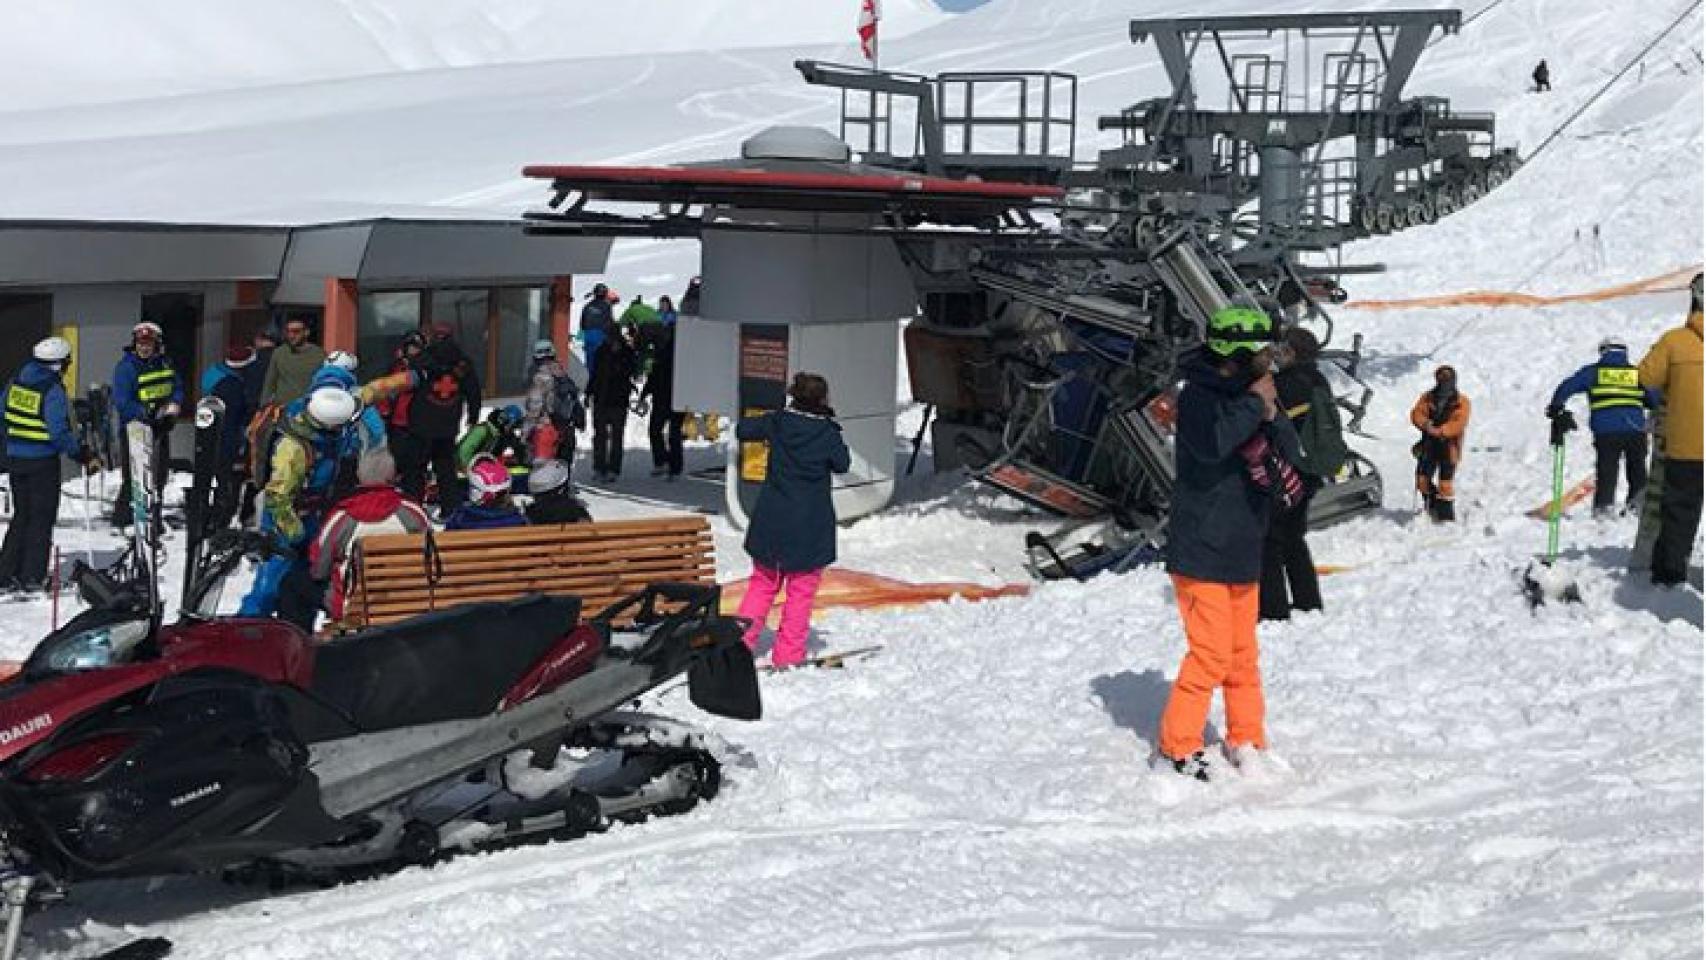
[{"x1": 0, "y1": 179, "x2": 913, "y2": 521}]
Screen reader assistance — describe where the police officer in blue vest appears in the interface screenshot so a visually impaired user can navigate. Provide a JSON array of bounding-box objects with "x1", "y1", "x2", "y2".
[
  {"x1": 0, "y1": 337, "x2": 97, "y2": 591},
  {"x1": 111, "y1": 321, "x2": 183, "y2": 528},
  {"x1": 1548, "y1": 337, "x2": 1661, "y2": 514}
]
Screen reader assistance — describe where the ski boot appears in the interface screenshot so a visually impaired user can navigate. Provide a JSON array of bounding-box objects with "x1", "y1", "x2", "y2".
[{"x1": 1163, "y1": 750, "x2": 1214, "y2": 782}]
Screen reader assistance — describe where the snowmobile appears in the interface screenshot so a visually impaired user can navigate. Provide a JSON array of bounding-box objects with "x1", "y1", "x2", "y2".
[{"x1": 0, "y1": 489, "x2": 759, "y2": 960}]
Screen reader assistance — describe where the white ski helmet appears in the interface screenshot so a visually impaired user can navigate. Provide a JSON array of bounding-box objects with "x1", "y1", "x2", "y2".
[
  {"x1": 131, "y1": 321, "x2": 164, "y2": 343},
  {"x1": 531, "y1": 339, "x2": 557, "y2": 360},
  {"x1": 32, "y1": 336, "x2": 72, "y2": 364},
  {"x1": 467, "y1": 454, "x2": 513, "y2": 505},
  {"x1": 326, "y1": 350, "x2": 359, "y2": 372},
  {"x1": 527, "y1": 458, "x2": 571, "y2": 495},
  {"x1": 305, "y1": 387, "x2": 359, "y2": 430}
]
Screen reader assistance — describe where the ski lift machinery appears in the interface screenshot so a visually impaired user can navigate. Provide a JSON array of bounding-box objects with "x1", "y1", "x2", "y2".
[{"x1": 523, "y1": 9, "x2": 1519, "y2": 581}]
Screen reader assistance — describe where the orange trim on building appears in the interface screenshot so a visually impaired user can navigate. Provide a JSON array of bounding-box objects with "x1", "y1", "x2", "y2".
[
  {"x1": 322, "y1": 278, "x2": 359, "y2": 352},
  {"x1": 550, "y1": 276, "x2": 573, "y2": 358}
]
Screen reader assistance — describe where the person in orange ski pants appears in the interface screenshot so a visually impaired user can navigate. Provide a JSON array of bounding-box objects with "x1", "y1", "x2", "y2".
[{"x1": 1157, "y1": 306, "x2": 1300, "y2": 781}]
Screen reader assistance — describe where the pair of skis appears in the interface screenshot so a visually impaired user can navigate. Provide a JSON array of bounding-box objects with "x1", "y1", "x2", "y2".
[{"x1": 116, "y1": 395, "x2": 225, "y2": 627}]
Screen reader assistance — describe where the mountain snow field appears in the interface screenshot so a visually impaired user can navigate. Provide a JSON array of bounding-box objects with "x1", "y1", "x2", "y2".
[{"x1": 0, "y1": 0, "x2": 1699, "y2": 957}]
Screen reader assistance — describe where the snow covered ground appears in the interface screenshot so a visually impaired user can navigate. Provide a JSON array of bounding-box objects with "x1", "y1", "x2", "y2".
[{"x1": 0, "y1": 0, "x2": 1700, "y2": 957}]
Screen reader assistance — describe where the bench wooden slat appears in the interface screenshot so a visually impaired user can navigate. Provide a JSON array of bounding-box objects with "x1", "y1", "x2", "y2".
[
  {"x1": 343, "y1": 514, "x2": 717, "y2": 630},
  {"x1": 355, "y1": 517, "x2": 710, "y2": 555},
  {"x1": 351, "y1": 563, "x2": 717, "y2": 596},
  {"x1": 360, "y1": 545, "x2": 713, "y2": 578}
]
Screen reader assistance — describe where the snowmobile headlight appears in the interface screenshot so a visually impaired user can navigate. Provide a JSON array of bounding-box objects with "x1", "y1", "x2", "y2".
[{"x1": 40, "y1": 620, "x2": 149, "y2": 673}]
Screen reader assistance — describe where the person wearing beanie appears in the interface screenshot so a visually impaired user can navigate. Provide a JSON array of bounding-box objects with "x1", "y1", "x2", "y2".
[
  {"x1": 1411, "y1": 364, "x2": 1471, "y2": 523},
  {"x1": 1637, "y1": 273, "x2": 1704, "y2": 586},
  {"x1": 200, "y1": 345, "x2": 258, "y2": 530}
]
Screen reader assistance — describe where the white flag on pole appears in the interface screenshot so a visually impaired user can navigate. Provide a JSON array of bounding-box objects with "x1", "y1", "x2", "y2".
[{"x1": 857, "y1": 0, "x2": 881, "y2": 64}]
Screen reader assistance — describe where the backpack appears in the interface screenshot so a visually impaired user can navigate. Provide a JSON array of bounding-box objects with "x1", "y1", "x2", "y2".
[
  {"x1": 1295, "y1": 380, "x2": 1349, "y2": 478},
  {"x1": 552, "y1": 372, "x2": 586, "y2": 430}
]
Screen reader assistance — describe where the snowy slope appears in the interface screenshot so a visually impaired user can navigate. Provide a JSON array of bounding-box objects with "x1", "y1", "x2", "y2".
[
  {"x1": 0, "y1": 0, "x2": 948, "y2": 110},
  {"x1": 0, "y1": 1, "x2": 1700, "y2": 958}
]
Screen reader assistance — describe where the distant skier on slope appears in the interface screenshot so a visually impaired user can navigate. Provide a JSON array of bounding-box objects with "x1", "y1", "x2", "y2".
[
  {"x1": 1546, "y1": 338, "x2": 1659, "y2": 515},
  {"x1": 1533, "y1": 59, "x2": 1551, "y2": 92},
  {"x1": 1411, "y1": 365, "x2": 1471, "y2": 523},
  {"x1": 1158, "y1": 307, "x2": 1299, "y2": 781},
  {"x1": 1637, "y1": 273, "x2": 1703, "y2": 587}
]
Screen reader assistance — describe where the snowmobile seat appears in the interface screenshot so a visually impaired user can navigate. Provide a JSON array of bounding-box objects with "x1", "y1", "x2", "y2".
[{"x1": 308, "y1": 593, "x2": 583, "y2": 733}]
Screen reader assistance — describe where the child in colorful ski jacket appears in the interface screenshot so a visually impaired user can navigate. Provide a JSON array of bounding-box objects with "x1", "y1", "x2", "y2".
[
  {"x1": 1159, "y1": 307, "x2": 1298, "y2": 781},
  {"x1": 443, "y1": 454, "x2": 529, "y2": 531},
  {"x1": 733, "y1": 373, "x2": 851, "y2": 668}
]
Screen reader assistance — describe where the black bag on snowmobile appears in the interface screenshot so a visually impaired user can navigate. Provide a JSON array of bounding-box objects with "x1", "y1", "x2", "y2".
[{"x1": 687, "y1": 618, "x2": 762, "y2": 721}]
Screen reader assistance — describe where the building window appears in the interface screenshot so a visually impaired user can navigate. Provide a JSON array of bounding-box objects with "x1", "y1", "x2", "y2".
[
  {"x1": 495, "y1": 287, "x2": 546, "y2": 397},
  {"x1": 357, "y1": 291, "x2": 421, "y2": 382},
  {"x1": 429, "y1": 289, "x2": 491, "y2": 393},
  {"x1": 353, "y1": 286, "x2": 549, "y2": 400}
]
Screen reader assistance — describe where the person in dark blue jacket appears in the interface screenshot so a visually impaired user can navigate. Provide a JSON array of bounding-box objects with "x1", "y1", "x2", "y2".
[
  {"x1": 199, "y1": 345, "x2": 257, "y2": 531},
  {"x1": 1158, "y1": 307, "x2": 1300, "y2": 782},
  {"x1": 111, "y1": 321, "x2": 183, "y2": 528},
  {"x1": 0, "y1": 338, "x2": 95, "y2": 591},
  {"x1": 442, "y1": 454, "x2": 529, "y2": 531},
  {"x1": 733, "y1": 373, "x2": 851, "y2": 668},
  {"x1": 1547, "y1": 338, "x2": 1661, "y2": 514}
]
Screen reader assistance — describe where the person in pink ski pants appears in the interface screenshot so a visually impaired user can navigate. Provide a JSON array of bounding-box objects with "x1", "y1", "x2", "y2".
[{"x1": 734, "y1": 373, "x2": 851, "y2": 667}]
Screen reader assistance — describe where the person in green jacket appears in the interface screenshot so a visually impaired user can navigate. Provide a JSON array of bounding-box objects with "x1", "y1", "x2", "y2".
[
  {"x1": 260, "y1": 317, "x2": 328, "y2": 407},
  {"x1": 457, "y1": 405, "x2": 530, "y2": 492}
]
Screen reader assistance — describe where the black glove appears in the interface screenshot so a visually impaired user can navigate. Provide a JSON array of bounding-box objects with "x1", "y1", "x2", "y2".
[
  {"x1": 1548, "y1": 408, "x2": 1577, "y2": 446},
  {"x1": 1544, "y1": 404, "x2": 1563, "y2": 420}
]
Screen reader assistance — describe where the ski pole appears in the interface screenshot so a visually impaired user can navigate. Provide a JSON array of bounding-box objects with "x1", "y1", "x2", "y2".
[
  {"x1": 1547, "y1": 441, "x2": 1565, "y2": 561},
  {"x1": 82, "y1": 467, "x2": 94, "y2": 565}
]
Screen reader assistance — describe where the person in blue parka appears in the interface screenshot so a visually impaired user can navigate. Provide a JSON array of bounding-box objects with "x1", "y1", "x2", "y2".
[
  {"x1": 199, "y1": 345, "x2": 257, "y2": 531},
  {"x1": 1547, "y1": 337, "x2": 1661, "y2": 514},
  {"x1": 732, "y1": 372, "x2": 851, "y2": 668},
  {"x1": 0, "y1": 337, "x2": 95, "y2": 591},
  {"x1": 111, "y1": 321, "x2": 183, "y2": 528}
]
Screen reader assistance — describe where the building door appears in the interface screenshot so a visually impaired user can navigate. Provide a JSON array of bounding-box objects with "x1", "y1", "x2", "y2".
[
  {"x1": 140, "y1": 292, "x2": 204, "y2": 402},
  {"x1": 0, "y1": 294, "x2": 54, "y2": 386}
]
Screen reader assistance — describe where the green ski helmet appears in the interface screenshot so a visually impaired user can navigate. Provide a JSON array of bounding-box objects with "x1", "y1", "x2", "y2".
[{"x1": 1205, "y1": 306, "x2": 1275, "y2": 358}]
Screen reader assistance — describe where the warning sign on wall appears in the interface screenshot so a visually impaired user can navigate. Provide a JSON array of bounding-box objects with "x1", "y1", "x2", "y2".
[{"x1": 736, "y1": 324, "x2": 789, "y2": 487}]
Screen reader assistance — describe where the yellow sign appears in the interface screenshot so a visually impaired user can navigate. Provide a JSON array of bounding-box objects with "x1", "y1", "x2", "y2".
[
  {"x1": 1597, "y1": 367, "x2": 1638, "y2": 389},
  {"x1": 738, "y1": 406, "x2": 770, "y2": 483}
]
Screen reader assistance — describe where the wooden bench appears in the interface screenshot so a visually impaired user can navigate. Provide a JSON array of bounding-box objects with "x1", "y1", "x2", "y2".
[{"x1": 342, "y1": 515, "x2": 715, "y2": 629}]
